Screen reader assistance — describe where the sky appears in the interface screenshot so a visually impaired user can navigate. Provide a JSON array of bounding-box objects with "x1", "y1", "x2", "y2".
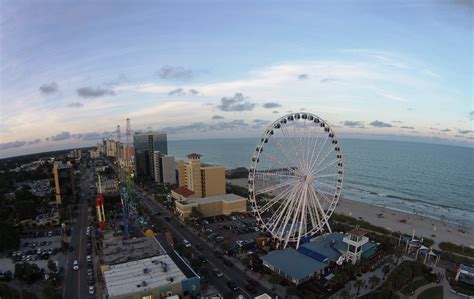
[{"x1": 0, "y1": 0, "x2": 473, "y2": 158}]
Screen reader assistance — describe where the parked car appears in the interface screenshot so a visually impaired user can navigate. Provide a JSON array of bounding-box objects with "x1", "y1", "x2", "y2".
[
  {"x1": 88, "y1": 286, "x2": 95, "y2": 295},
  {"x1": 212, "y1": 268, "x2": 223, "y2": 278},
  {"x1": 183, "y1": 239, "x2": 191, "y2": 248},
  {"x1": 227, "y1": 281, "x2": 239, "y2": 291}
]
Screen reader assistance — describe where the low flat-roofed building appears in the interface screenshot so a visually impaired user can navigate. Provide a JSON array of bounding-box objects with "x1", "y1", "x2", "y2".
[
  {"x1": 102, "y1": 236, "x2": 165, "y2": 265},
  {"x1": 171, "y1": 186, "x2": 195, "y2": 201},
  {"x1": 175, "y1": 193, "x2": 247, "y2": 220},
  {"x1": 103, "y1": 255, "x2": 200, "y2": 299},
  {"x1": 261, "y1": 247, "x2": 327, "y2": 285}
]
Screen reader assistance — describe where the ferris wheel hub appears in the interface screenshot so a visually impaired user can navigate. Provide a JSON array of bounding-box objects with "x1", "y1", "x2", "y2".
[{"x1": 304, "y1": 174, "x2": 314, "y2": 184}]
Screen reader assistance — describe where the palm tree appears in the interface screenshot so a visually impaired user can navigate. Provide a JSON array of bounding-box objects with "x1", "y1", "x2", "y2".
[{"x1": 354, "y1": 279, "x2": 364, "y2": 296}]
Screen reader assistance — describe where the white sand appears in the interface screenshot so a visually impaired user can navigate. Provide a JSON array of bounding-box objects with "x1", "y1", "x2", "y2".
[{"x1": 228, "y1": 178, "x2": 473, "y2": 249}]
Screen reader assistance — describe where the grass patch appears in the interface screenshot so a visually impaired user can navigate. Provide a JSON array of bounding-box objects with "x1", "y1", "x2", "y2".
[
  {"x1": 417, "y1": 286, "x2": 443, "y2": 299},
  {"x1": 401, "y1": 278, "x2": 430, "y2": 295}
]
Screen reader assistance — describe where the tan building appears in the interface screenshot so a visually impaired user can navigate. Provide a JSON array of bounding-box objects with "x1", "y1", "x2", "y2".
[
  {"x1": 175, "y1": 153, "x2": 225, "y2": 199},
  {"x1": 53, "y1": 161, "x2": 74, "y2": 205},
  {"x1": 175, "y1": 193, "x2": 247, "y2": 220}
]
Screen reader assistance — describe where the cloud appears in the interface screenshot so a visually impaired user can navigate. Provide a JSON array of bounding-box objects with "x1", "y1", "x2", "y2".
[
  {"x1": 407, "y1": 108, "x2": 414, "y2": 111},
  {"x1": 168, "y1": 88, "x2": 186, "y2": 96},
  {"x1": 441, "y1": 128, "x2": 451, "y2": 132},
  {"x1": 391, "y1": 120, "x2": 403, "y2": 123},
  {"x1": 161, "y1": 120, "x2": 251, "y2": 134},
  {"x1": 39, "y1": 82, "x2": 58, "y2": 94},
  {"x1": 262, "y1": 102, "x2": 281, "y2": 109},
  {"x1": 158, "y1": 66, "x2": 194, "y2": 80},
  {"x1": 27, "y1": 138, "x2": 41, "y2": 145},
  {"x1": 458, "y1": 129, "x2": 473, "y2": 134},
  {"x1": 298, "y1": 74, "x2": 308, "y2": 80},
  {"x1": 400, "y1": 126, "x2": 415, "y2": 129},
  {"x1": 341, "y1": 120, "x2": 365, "y2": 128},
  {"x1": 470, "y1": 111, "x2": 474, "y2": 120},
  {"x1": 51, "y1": 131, "x2": 71, "y2": 141},
  {"x1": 80, "y1": 131, "x2": 114, "y2": 140},
  {"x1": 77, "y1": 87, "x2": 115, "y2": 98},
  {"x1": 273, "y1": 111, "x2": 279, "y2": 114},
  {"x1": 212, "y1": 115, "x2": 224, "y2": 120},
  {"x1": 45, "y1": 137, "x2": 50, "y2": 142},
  {"x1": 217, "y1": 93, "x2": 256, "y2": 112},
  {"x1": 252, "y1": 119, "x2": 271, "y2": 129},
  {"x1": 189, "y1": 89, "x2": 199, "y2": 95},
  {"x1": 0, "y1": 140, "x2": 27, "y2": 150},
  {"x1": 67, "y1": 102, "x2": 84, "y2": 108},
  {"x1": 369, "y1": 120, "x2": 393, "y2": 128},
  {"x1": 320, "y1": 78, "x2": 339, "y2": 83}
]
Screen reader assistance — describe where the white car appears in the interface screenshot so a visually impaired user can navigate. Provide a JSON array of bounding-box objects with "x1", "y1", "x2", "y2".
[
  {"x1": 73, "y1": 260, "x2": 79, "y2": 271},
  {"x1": 88, "y1": 286, "x2": 95, "y2": 295},
  {"x1": 183, "y1": 239, "x2": 191, "y2": 248},
  {"x1": 86, "y1": 255, "x2": 92, "y2": 262}
]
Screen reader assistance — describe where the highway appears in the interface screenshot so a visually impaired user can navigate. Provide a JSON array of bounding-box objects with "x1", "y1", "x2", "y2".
[{"x1": 63, "y1": 165, "x2": 94, "y2": 299}]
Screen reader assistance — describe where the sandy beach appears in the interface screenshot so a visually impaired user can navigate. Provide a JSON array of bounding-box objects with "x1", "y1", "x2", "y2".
[{"x1": 228, "y1": 178, "x2": 473, "y2": 249}]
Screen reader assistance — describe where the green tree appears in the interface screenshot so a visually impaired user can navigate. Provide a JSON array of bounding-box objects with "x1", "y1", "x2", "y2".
[
  {"x1": 190, "y1": 207, "x2": 203, "y2": 219},
  {"x1": 369, "y1": 275, "x2": 380, "y2": 289},
  {"x1": 286, "y1": 285, "x2": 298, "y2": 299},
  {"x1": 0, "y1": 222, "x2": 20, "y2": 251},
  {"x1": 0, "y1": 282, "x2": 19, "y2": 299},
  {"x1": 47, "y1": 260, "x2": 57, "y2": 273},
  {"x1": 269, "y1": 275, "x2": 281, "y2": 290},
  {"x1": 339, "y1": 287, "x2": 351, "y2": 299},
  {"x1": 20, "y1": 289, "x2": 36, "y2": 299}
]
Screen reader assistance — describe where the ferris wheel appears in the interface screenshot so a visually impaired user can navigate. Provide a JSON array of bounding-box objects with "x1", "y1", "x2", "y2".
[{"x1": 248, "y1": 112, "x2": 344, "y2": 248}]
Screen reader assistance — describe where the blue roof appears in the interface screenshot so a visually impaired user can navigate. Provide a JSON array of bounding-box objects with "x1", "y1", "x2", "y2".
[
  {"x1": 300, "y1": 232, "x2": 345, "y2": 260},
  {"x1": 460, "y1": 264, "x2": 474, "y2": 273},
  {"x1": 261, "y1": 248, "x2": 327, "y2": 281},
  {"x1": 297, "y1": 246, "x2": 328, "y2": 262}
]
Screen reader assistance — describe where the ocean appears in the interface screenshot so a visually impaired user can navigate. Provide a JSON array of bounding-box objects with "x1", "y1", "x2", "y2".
[{"x1": 169, "y1": 138, "x2": 474, "y2": 228}]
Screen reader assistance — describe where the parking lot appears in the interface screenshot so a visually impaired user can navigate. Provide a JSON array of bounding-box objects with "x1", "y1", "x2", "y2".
[
  {"x1": 192, "y1": 213, "x2": 265, "y2": 254},
  {"x1": 0, "y1": 229, "x2": 64, "y2": 273}
]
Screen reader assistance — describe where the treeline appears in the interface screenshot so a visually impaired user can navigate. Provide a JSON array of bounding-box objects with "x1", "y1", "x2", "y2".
[{"x1": 439, "y1": 242, "x2": 474, "y2": 258}]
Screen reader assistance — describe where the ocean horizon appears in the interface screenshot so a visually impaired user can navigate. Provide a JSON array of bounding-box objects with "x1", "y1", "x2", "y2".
[{"x1": 169, "y1": 137, "x2": 474, "y2": 228}]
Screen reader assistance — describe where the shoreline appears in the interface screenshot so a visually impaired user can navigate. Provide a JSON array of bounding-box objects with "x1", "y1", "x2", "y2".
[{"x1": 228, "y1": 178, "x2": 473, "y2": 248}]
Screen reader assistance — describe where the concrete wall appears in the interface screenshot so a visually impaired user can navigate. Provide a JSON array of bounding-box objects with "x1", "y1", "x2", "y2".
[
  {"x1": 161, "y1": 155, "x2": 176, "y2": 185},
  {"x1": 201, "y1": 166, "x2": 226, "y2": 197}
]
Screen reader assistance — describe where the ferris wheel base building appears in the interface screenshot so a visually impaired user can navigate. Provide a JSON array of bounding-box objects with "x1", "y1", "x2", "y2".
[{"x1": 261, "y1": 230, "x2": 377, "y2": 285}]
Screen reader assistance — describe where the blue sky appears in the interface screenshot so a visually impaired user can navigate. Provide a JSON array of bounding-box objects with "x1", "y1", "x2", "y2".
[{"x1": 0, "y1": 0, "x2": 472, "y2": 158}]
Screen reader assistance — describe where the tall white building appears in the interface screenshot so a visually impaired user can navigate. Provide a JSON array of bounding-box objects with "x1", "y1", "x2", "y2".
[
  {"x1": 153, "y1": 151, "x2": 162, "y2": 183},
  {"x1": 161, "y1": 155, "x2": 176, "y2": 185}
]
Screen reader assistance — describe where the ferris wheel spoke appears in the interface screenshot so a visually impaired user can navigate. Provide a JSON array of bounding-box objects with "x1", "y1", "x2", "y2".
[
  {"x1": 296, "y1": 185, "x2": 309, "y2": 248},
  {"x1": 255, "y1": 178, "x2": 297, "y2": 196},
  {"x1": 260, "y1": 153, "x2": 298, "y2": 176},
  {"x1": 313, "y1": 158, "x2": 339, "y2": 177},
  {"x1": 295, "y1": 119, "x2": 309, "y2": 173},
  {"x1": 276, "y1": 182, "x2": 303, "y2": 241},
  {"x1": 307, "y1": 133, "x2": 330, "y2": 177},
  {"x1": 310, "y1": 185, "x2": 332, "y2": 233},
  {"x1": 259, "y1": 185, "x2": 296, "y2": 214},
  {"x1": 270, "y1": 136, "x2": 303, "y2": 175},
  {"x1": 281, "y1": 124, "x2": 306, "y2": 172},
  {"x1": 314, "y1": 173, "x2": 339, "y2": 179},
  {"x1": 307, "y1": 186, "x2": 324, "y2": 233},
  {"x1": 311, "y1": 143, "x2": 336, "y2": 175},
  {"x1": 268, "y1": 182, "x2": 302, "y2": 236},
  {"x1": 284, "y1": 184, "x2": 306, "y2": 248}
]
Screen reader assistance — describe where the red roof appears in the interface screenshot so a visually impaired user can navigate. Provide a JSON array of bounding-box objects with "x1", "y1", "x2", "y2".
[
  {"x1": 172, "y1": 186, "x2": 194, "y2": 198},
  {"x1": 348, "y1": 229, "x2": 367, "y2": 236}
]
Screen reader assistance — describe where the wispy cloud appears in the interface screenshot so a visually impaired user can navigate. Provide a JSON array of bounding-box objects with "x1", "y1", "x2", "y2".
[
  {"x1": 189, "y1": 89, "x2": 199, "y2": 95},
  {"x1": 67, "y1": 102, "x2": 84, "y2": 108},
  {"x1": 400, "y1": 126, "x2": 415, "y2": 129},
  {"x1": 262, "y1": 102, "x2": 281, "y2": 109},
  {"x1": 0, "y1": 140, "x2": 27, "y2": 150},
  {"x1": 458, "y1": 129, "x2": 473, "y2": 134},
  {"x1": 217, "y1": 93, "x2": 256, "y2": 112},
  {"x1": 298, "y1": 74, "x2": 308, "y2": 80},
  {"x1": 341, "y1": 120, "x2": 365, "y2": 128},
  {"x1": 168, "y1": 88, "x2": 186, "y2": 96},
  {"x1": 51, "y1": 131, "x2": 71, "y2": 141},
  {"x1": 370, "y1": 120, "x2": 393, "y2": 128},
  {"x1": 77, "y1": 87, "x2": 115, "y2": 98},
  {"x1": 212, "y1": 115, "x2": 224, "y2": 120},
  {"x1": 39, "y1": 82, "x2": 59, "y2": 94},
  {"x1": 158, "y1": 66, "x2": 194, "y2": 80}
]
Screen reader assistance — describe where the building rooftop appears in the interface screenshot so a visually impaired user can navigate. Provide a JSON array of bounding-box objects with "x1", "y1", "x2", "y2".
[
  {"x1": 261, "y1": 247, "x2": 327, "y2": 282},
  {"x1": 183, "y1": 193, "x2": 246, "y2": 205},
  {"x1": 172, "y1": 187, "x2": 195, "y2": 198},
  {"x1": 186, "y1": 153, "x2": 202, "y2": 159},
  {"x1": 347, "y1": 228, "x2": 368, "y2": 237},
  {"x1": 102, "y1": 236, "x2": 165, "y2": 265},
  {"x1": 104, "y1": 255, "x2": 187, "y2": 297},
  {"x1": 301, "y1": 232, "x2": 346, "y2": 260}
]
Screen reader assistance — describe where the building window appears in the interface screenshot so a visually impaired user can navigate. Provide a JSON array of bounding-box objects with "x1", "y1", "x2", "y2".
[{"x1": 349, "y1": 245, "x2": 356, "y2": 253}]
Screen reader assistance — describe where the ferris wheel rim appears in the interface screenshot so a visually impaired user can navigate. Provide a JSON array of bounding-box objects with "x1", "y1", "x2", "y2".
[{"x1": 248, "y1": 112, "x2": 344, "y2": 246}]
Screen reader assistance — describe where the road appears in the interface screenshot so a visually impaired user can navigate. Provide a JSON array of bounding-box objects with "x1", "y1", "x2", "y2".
[
  {"x1": 63, "y1": 165, "x2": 93, "y2": 299},
  {"x1": 104, "y1": 158, "x2": 275, "y2": 298}
]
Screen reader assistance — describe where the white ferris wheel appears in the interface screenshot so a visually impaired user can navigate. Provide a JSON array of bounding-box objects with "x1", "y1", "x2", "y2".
[{"x1": 248, "y1": 112, "x2": 344, "y2": 248}]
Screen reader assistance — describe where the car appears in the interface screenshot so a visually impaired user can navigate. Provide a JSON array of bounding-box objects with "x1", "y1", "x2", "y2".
[
  {"x1": 86, "y1": 255, "x2": 92, "y2": 262},
  {"x1": 88, "y1": 286, "x2": 95, "y2": 295},
  {"x1": 73, "y1": 260, "x2": 79, "y2": 271},
  {"x1": 212, "y1": 268, "x2": 223, "y2": 278},
  {"x1": 47, "y1": 231, "x2": 53, "y2": 237},
  {"x1": 198, "y1": 256, "x2": 207, "y2": 263},
  {"x1": 183, "y1": 239, "x2": 191, "y2": 248},
  {"x1": 223, "y1": 259, "x2": 233, "y2": 267},
  {"x1": 87, "y1": 268, "x2": 93, "y2": 276},
  {"x1": 88, "y1": 276, "x2": 95, "y2": 285},
  {"x1": 227, "y1": 281, "x2": 239, "y2": 291}
]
